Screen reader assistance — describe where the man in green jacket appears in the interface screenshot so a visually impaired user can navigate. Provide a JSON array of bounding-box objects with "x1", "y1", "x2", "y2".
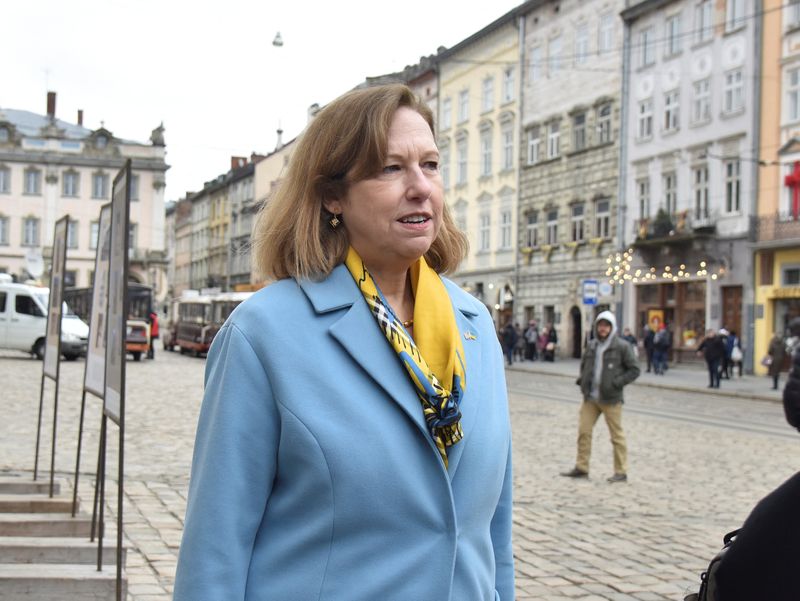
[{"x1": 561, "y1": 310, "x2": 641, "y2": 483}]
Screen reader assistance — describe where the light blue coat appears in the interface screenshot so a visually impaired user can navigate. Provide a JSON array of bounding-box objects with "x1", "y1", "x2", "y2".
[{"x1": 173, "y1": 265, "x2": 514, "y2": 601}]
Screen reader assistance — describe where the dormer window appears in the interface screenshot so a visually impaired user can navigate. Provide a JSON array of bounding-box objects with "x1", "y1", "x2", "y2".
[
  {"x1": 0, "y1": 127, "x2": 9, "y2": 143},
  {"x1": 95, "y1": 134, "x2": 108, "y2": 149}
]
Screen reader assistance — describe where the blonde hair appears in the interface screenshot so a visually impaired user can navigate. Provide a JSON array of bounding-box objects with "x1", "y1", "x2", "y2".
[{"x1": 252, "y1": 84, "x2": 468, "y2": 281}]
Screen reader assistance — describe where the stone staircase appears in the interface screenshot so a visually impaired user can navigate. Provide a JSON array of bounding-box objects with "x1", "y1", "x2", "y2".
[{"x1": 0, "y1": 474, "x2": 126, "y2": 600}]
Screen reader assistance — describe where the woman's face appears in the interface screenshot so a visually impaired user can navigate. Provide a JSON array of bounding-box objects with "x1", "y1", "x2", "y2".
[{"x1": 326, "y1": 107, "x2": 443, "y2": 275}]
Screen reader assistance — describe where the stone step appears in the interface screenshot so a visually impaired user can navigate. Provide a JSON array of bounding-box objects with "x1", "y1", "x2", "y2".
[
  {"x1": 0, "y1": 537, "x2": 123, "y2": 565},
  {"x1": 0, "y1": 513, "x2": 93, "y2": 538},
  {"x1": 0, "y1": 477, "x2": 61, "y2": 496},
  {"x1": 0, "y1": 563, "x2": 126, "y2": 600},
  {"x1": 0, "y1": 494, "x2": 75, "y2": 514}
]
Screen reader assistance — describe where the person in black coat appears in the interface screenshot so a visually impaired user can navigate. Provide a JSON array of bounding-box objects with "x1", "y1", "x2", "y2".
[
  {"x1": 696, "y1": 329, "x2": 725, "y2": 388},
  {"x1": 712, "y1": 317, "x2": 800, "y2": 601},
  {"x1": 643, "y1": 324, "x2": 655, "y2": 373}
]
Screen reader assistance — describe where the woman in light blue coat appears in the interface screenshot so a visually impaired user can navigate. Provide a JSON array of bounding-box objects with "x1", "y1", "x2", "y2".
[{"x1": 173, "y1": 84, "x2": 514, "y2": 601}]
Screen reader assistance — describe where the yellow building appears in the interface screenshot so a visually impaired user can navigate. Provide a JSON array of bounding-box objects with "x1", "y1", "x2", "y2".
[
  {"x1": 437, "y1": 8, "x2": 521, "y2": 324},
  {"x1": 753, "y1": 0, "x2": 800, "y2": 374}
]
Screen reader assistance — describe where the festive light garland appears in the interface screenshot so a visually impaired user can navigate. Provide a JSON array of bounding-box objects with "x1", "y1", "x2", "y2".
[{"x1": 604, "y1": 251, "x2": 726, "y2": 286}]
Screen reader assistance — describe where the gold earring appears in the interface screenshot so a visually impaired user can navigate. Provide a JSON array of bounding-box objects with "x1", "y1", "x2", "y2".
[{"x1": 329, "y1": 214, "x2": 341, "y2": 229}]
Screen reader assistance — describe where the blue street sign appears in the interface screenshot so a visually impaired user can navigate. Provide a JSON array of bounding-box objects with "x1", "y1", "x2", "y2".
[{"x1": 583, "y1": 279, "x2": 599, "y2": 305}]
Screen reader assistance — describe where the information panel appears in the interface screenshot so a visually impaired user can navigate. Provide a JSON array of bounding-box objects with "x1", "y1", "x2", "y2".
[
  {"x1": 85, "y1": 204, "x2": 112, "y2": 397},
  {"x1": 104, "y1": 165, "x2": 130, "y2": 425},
  {"x1": 44, "y1": 216, "x2": 69, "y2": 379}
]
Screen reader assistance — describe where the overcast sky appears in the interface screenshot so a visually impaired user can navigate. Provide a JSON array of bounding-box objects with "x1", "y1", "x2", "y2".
[{"x1": 2, "y1": 0, "x2": 522, "y2": 202}]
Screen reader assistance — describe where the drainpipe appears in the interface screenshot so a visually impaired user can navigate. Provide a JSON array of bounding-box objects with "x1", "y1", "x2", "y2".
[
  {"x1": 513, "y1": 9, "x2": 526, "y2": 324},
  {"x1": 616, "y1": 12, "x2": 633, "y2": 332}
]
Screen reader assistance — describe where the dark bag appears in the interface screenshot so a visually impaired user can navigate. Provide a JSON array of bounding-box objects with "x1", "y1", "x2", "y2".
[{"x1": 684, "y1": 528, "x2": 740, "y2": 601}]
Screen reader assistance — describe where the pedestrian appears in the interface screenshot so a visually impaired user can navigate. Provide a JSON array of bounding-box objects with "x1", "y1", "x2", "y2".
[
  {"x1": 620, "y1": 327, "x2": 638, "y2": 359},
  {"x1": 643, "y1": 324, "x2": 655, "y2": 373},
  {"x1": 146, "y1": 310, "x2": 159, "y2": 360},
  {"x1": 696, "y1": 329, "x2": 725, "y2": 388},
  {"x1": 538, "y1": 326, "x2": 550, "y2": 360},
  {"x1": 652, "y1": 324, "x2": 671, "y2": 375},
  {"x1": 513, "y1": 322, "x2": 526, "y2": 362},
  {"x1": 173, "y1": 84, "x2": 514, "y2": 601},
  {"x1": 718, "y1": 327, "x2": 731, "y2": 379},
  {"x1": 544, "y1": 323, "x2": 558, "y2": 362},
  {"x1": 728, "y1": 329, "x2": 743, "y2": 378},
  {"x1": 500, "y1": 318, "x2": 517, "y2": 366},
  {"x1": 768, "y1": 331, "x2": 787, "y2": 390},
  {"x1": 524, "y1": 319, "x2": 539, "y2": 361},
  {"x1": 710, "y1": 317, "x2": 800, "y2": 601},
  {"x1": 561, "y1": 311, "x2": 641, "y2": 483}
]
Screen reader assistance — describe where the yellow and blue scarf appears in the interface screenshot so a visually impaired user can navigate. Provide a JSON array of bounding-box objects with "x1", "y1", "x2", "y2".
[{"x1": 345, "y1": 247, "x2": 466, "y2": 467}]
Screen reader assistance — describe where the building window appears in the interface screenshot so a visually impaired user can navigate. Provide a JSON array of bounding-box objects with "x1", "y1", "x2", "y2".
[
  {"x1": 725, "y1": 159, "x2": 741, "y2": 213},
  {"x1": 694, "y1": 164, "x2": 709, "y2": 219},
  {"x1": 500, "y1": 209, "x2": 512, "y2": 249},
  {"x1": 0, "y1": 167, "x2": 9, "y2": 194},
  {"x1": 502, "y1": 67, "x2": 515, "y2": 103},
  {"x1": 0, "y1": 128, "x2": 8, "y2": 144},
  {"x1": 571, "y1": 204, "x2": 585, "y2": 242},
  {"x1": 664, "y1": 90, "x2": 680, "y2": 132},
  {"x1": 725, "y1": 0, "x2": 745, "y2": 32},
  {"x1": 527, "y1": 127, "x2": 541, "y2": 165},
  {"x1": 788, "y1": 69, "x2": 800, "y2": 122},
  {"x1": 530, "y1": 46, "x2": 543, "y2": 82},
  {"x1": 458, "y1": 90, "x2": 469, "y2": 123},
  {"x1": 549, "y1": 35, "x2": 563, "y2": 75},
  {"x1": 575, "y1": 23, "x2": 589, "y2": 65},
  {"x1": 597, "y1": 104, "x2": 612, "y2": 144},
  {"x1": 442, "y1": 97, "x2": 452, "y2": 129},
  {"x1": 692, "y1": 78, "x2": 712, "y2": 123},
  {"x1": 456, "y1": 139, "x2": 468, "y2": 184},
  {"x1": 482, "y1": 77, "x2": 494, "y2": 112},
  {"x1": 455, "y1": 203, "x2": 467, "y2": 232},
  {"x1": 62, "y1": 170, "x2": 79, "y2": 197},
  {"x1": 24, "y1": 168, "x2": 41, "y2": 195},
  {"x1": 547, "y1": 121, "x2": 560, "y2": 159},
  {"x1": 479, "y1": 213, "x2": 491, "y2": 251},
  {"x1": 638, "y1": 99, "x2": 653, "y2": 139},
  {"x1": 525, "y1": 211, "x2": 539, "y2": 247},
  {"x1": 441, "y1": 146, "x2": 451, "y2": 190},
  {"x1": 665, "y1": 13, "x2": 682, "y2": 56},
  {"x1": 783, "y1": 266, "x2": 800, "y2": 286},
  {"x1": 0, "y1": 216, "x2": 8, "y2": 245},
  {"x1": 599, "y1": 13, "x2": 614, "y2": 54},
  {"x1": 572, "y1": 113, "x2": 587, "y2": 151},
  {"x1": 501, "y1": 126, "x2": 514, "y2": 170},
  {"x1": 130, "y1": 174, "x2": 140, "y2": 201},
  {"x1": 663, "y1": 172, "x2": 677, "y2": 215},
  {"x1": 723, "y1": 69, "x2": 744, "y2": 113},
  {"x1": 595, "y1": 199, "x2": 611, "y2": 238},
  {"x1": 129, "y1": 222, "x2": 138, "y2": 249},
  {"x1": 638, "y1": 178, "x2": 651, "y2": 219},
  {"x1": 22, "y1": 217, "x2": 39, "y2": 246},
  {"x1": 480, "y1": 130, "x2": 493, "y2": 176},
  {"x1": 789, "y1": 0, "x2": 800, "y2": 28},
  {"x1": 546, "y1": 210, "x2": 559, "y2": 245},
  {"x1": 92, "y1": 172, "x2": 109, "y2": 199},
  {"x1": 639, "y1": 26, "x2": 655, "y2": 67},
  {"x1": 67, "y1": 220, "x2": 79, "y2": 249},
  {"x1": 90, "y1": 221, "x2": 99, "y2": 250},
  {"x1": 695, "y1": 0, "x2": 714, "y2": 43}
]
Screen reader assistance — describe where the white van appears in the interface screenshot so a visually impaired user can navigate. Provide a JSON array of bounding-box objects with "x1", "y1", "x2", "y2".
[{"x1": 0, "y1": 278, "x2": 89, "y2": 361}]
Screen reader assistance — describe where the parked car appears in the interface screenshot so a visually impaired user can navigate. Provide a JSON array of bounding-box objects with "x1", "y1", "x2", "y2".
[{"x1": 0, "y1": 277, "x2": 89, "y2": 360}]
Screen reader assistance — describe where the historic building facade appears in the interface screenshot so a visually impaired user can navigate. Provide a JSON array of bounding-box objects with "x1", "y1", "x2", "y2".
[
  {"x1": 620, "y1": 0, "x2": 760, "y2": 364},
  {"x1": 516, "y1": 0, "x2": 626, "y2": 358},
  {"x1": 752, "y1": 0, "x2": 800, "y2": 373},
  {"x1": 0, "y1": 92, "x2": 168, "y2": 297},
  {"x1": 437, "y1": 8, "x2": 521, "y2": 325}
]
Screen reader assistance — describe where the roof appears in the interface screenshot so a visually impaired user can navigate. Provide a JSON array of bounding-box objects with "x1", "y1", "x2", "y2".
[{"x1": 1, "y1": 108, "x2": 92, "y2": 140}]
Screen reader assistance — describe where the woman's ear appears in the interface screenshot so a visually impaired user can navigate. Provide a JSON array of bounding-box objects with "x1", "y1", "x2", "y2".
[{"x1": 322, "y1": 197, "x2": 342, "y2": 215}]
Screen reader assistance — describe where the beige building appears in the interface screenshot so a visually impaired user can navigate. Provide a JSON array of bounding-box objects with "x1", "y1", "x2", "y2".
[
  {"x1": 0, "y1": 92, "x2": 169, "y2": 297},
  {"x1": 170, "y1": 195, "x2": 193, "y2": 298},
  {"x1": 437, "y1": 8, "x2": 522, "y2": 325}
]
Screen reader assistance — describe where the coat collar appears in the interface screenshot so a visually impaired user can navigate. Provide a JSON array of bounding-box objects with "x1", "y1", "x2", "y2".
[{"x1": 298, "y1": 265, "x2": 482, "y2": 477}]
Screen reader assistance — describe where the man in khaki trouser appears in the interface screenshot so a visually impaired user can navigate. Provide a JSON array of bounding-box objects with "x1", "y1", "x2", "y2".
[{"x1": 561, "y1": 310, "x2": 640, "y2": 483}]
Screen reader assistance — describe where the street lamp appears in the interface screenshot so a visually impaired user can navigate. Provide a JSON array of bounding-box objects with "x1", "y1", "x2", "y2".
[{"x1": 272, "y1": 32, "x2": 283, "y2": 47}]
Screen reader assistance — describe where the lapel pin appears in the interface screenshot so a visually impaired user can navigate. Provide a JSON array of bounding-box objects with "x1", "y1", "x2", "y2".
[{"x1": 464, "y1": 331, "x2": 477, "y2": 341}]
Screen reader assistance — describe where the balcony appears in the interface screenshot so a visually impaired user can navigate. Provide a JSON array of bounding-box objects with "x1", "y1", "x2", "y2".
[
  {"x1": 633, "y1": 209, "x2": 716, "y2": 248},
  {"x1": 752, "y1": 212, "x2": 800, "y2": 244}
]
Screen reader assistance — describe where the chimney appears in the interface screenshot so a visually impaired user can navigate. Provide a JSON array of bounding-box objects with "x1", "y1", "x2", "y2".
[
  {"x1": 307, "y1": 103, "x2": 320, "y2": 123},
  {"x1": 46, "y1": 91, "x2": 56, "y2": 120},
  {"x1": 275, "y1": 127, "x2": 284, "y2": 151},
  {"x1": 230, "y1": 156, "x2": 247, "y2": 170},
  {"x1": 77, "y1": 110, "x2": 83, "y2": 126}
]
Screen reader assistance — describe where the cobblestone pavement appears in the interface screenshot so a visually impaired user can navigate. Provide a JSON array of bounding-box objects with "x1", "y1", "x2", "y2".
[{"x1": 0, "y1": 348, "x2": 797, "y2": 600}]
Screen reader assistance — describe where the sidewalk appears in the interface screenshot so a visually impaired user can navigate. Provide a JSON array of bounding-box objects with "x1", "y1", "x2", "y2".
[{"x1": 507, "y1": 355, "x2": 784, "y2": 402}]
